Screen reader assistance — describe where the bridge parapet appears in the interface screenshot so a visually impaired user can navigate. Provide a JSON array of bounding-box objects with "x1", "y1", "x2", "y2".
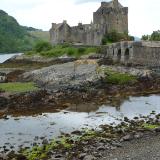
[{"x1": 101, "y1": 41, "x2": 160, "y2": 67}]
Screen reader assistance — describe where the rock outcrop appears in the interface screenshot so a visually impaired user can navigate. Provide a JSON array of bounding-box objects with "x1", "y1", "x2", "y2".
[{"x1": 22, "y1": 62, "x2": 105, "y2": 90}]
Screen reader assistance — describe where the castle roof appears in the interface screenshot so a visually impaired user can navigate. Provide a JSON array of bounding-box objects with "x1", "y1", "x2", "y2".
[
  {"x1": 96, "y1": 0, "x2": 123, "y2": 13},
  {"x1": 52, "y1": 21, "x2": 70, "y2": 30},
  {"x1": 55, "y1": 23, "x2": 63, "y2": 29}
]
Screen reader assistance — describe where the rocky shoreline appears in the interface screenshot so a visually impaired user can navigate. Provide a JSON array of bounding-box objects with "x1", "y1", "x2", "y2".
[
  {"x1": 1, "y1": 54, "x2": 160, "y2": 159},
  {"x1": 1, "y1": 55, "x2": 160, "y2": 110},
  {"x1": 1, "y1": 75, "x2": 160, "y2": 115},
  {"x1": 3, "y1": 111, "x2": 160, "y2": 160}
]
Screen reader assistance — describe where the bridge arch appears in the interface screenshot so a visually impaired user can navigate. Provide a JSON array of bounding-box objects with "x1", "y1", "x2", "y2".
[
  {"x1": 124, "y1": 48, "x2": 130, "y2": 61},
  {"x1": 117, "y1": 49, "x2": 121, "y2": 61}
]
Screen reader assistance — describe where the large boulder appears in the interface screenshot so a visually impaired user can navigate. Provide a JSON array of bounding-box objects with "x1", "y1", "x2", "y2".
[
  {"x1": 22, "y1": 62, "x2": 105, "y2": 90},
  {"x1": 0, "y1": 97, "x2": 8, "y2": 108}
]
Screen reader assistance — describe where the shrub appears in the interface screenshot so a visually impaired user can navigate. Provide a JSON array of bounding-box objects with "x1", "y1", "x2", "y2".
[
  {"x1": 102, "y1": 30, "x2": 134, "y2": 45},
  {"x1": 78, "y1": 47, "x2": 86, "y2": 54},
  {"x1": 34, "y1": 41, "x2": 52, "y2": 52},
  {"x1": 26, "y1": 44, "x2": 100, "y2": 58},
  {"x1": 105, "y1": 70, "x2": 137, "y2": 85},
  {"x1": 67, "y1": 48, "x2": 77, "y2": 56}
]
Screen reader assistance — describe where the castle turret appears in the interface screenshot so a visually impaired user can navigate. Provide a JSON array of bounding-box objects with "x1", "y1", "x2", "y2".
[
  {"x1": 51, "y1": 23, "x2": 56, "y2": 29},
  {"x1": 63, "y1": 20, "x2": 67, "y2": 24},
  {"x1": 113, "y1": 0, "x2": 118, "y2": 8}
]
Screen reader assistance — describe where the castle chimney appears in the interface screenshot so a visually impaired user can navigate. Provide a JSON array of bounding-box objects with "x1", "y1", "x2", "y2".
[
  {"x1": 78, "y1": 22, "x2": 83, "y2": 26},
  {"x1": 52, "y1": 23, "x2": 56, "y2": 28},
  {"x1": 63, "y1": 20, "x2": 67, "y2": 24}
]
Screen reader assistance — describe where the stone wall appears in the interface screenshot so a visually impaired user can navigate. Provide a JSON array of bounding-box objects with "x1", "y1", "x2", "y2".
[
  {"x1": 101, "y1": 41, "x2": 160, "y2": 67},
  {"x1": 132, "y1": 42, "x2": 160, "y2": 67}
]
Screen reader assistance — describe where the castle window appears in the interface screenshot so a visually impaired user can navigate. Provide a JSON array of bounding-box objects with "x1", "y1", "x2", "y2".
[{"x1": 102, "y1": 9, "x2": 104, "y2": 14}]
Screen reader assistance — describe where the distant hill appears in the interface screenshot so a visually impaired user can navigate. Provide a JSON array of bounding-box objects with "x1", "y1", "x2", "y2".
[
  {"x1": 29, "y1": 31, "x2": 49, "y2": 42},
  {"x1": 0, "y1": 10, "x2": 49, "y2": 53}
]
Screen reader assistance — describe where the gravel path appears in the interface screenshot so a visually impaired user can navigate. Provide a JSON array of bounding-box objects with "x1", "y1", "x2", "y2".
[{"x1": 101, "y1": 133, "x2": 160, "y2": 160}]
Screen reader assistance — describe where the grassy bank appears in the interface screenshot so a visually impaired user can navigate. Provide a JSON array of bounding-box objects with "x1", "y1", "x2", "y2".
[
  {"x1": 26, "y1": 43, "x2": 99, "y2": 58},
  {"x1": 103, "y1": 69, "x2": 137, "y2": 85},
  {"x1": 0, "y1": 82, "x2": 39, "y2": 93}
]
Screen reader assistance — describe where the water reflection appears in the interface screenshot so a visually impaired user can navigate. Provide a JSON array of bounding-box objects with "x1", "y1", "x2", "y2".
[{"x1": 0, "y1": 94, "x2": 160, "y2": 151}]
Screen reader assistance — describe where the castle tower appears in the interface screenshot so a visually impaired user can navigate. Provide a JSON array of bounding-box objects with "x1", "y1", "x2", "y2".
[
  {"x1": 93, "y1": 0, "x2": 128, "y2": 33},
  {"x1": 113, "y1": 0, "x2": 118, "y2": 8}
]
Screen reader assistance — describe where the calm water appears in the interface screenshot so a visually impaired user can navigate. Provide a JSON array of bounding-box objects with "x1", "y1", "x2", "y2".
[
  {"x1": 0, "y1": 53, "x2": 22, "y2": 63},
  {"x1": 0, "y1": 94, "x2": 160, "y2": 151}
]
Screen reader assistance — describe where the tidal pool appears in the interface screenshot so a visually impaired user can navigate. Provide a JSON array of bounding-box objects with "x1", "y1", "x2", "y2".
[{"x1": 0, "y1": 94, "x2": 160, "y2": 151}]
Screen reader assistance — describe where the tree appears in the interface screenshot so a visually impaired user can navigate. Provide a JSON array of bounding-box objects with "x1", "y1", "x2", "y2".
[
  {"x1": 101, "y1": 30, "x2": 134, "y2": 45},
  {"x1": 141, "y1": 30, "x2": 160, "y2": 41}
]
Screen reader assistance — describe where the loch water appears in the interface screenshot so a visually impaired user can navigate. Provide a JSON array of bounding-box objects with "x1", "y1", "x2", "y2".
[
  {"x1": 0, "y1": 53, "x2": 22, "y2": 63},
  {"x1": 0, "y1": 94, "x2": 160, "y2": 151}
]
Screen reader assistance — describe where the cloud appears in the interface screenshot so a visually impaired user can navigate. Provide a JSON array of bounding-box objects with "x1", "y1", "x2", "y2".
[
  {"x1": 0, "y1": 0, "x2": 45, "y2": 10},
  {"x1": 74, "y1": 0, "x2": 102, "y2": 4},
  {"x1": 0, "y1": 0, "x2": 160, "y2": 37}
]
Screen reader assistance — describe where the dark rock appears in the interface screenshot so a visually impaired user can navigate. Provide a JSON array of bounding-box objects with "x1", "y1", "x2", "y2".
[
  {"x1": 71, "y1": 130, "x2": 82, "y2": 135},
  {"x1": 16, "y1": 154, "x2": 27, "y2": 160},
  {"x1": 83, "y1": 155, "x2": 96, "y2": 160},
  {"x1": 79, "y1": 153, "x2": 87, "y2": 159},
  {"x1": 0, "y1": 97, "x2": 8, "y2": 108},
  {"x1": 124, "y1": 117, "x2": 129, "y2": 122},
  {"x1": 97, "y1": 146, "x2": 105, "y2": 151},
  {"x1": 134, "y1": 132, "x2": 143, "y2": 139},
  {"x1": 154, "y1": 127, "x2": 160, "y2": 132},
  {"x1": 112, "y1": 142, "x2": 122, "y2": 147},
  {"x1": 42, "y1": 139, "x2": 48, "y2": 145},
  {"x1": 121, "y1": 134, "x2": 133, "y2": 141},
  {"x1": 54, "y1": 154, "x2": 63, "y2": 158}
]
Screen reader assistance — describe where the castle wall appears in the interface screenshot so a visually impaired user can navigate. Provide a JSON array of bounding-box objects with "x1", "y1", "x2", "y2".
[
  {"x1": 49, "y1": 22, "x2": 72, "y2": 44},
  {"x1": 50, "y1": 0, "x2": 128, "y2": 45}
]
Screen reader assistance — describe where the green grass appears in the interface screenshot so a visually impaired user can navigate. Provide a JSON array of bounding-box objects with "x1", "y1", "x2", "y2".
[
  {"x1": 0, "y1": 82, "x2": 39, "y2": 93},
  {"x1": 142, "y1": 123, "x2": 160, "y2": 129},
  {"x1": 26, "y1": 45, "x2": 99, "y2": 58},
  {"x1": 104, "y1": 70, "x2": 137, "y2": 85},
  {"x1": 23, "y1": 137, "x2": 73, "y2": 160}
]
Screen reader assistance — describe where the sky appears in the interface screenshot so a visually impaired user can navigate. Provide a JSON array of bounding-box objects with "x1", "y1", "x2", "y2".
[{"x1": 0, "y1": 0, "x2": 160, "y2": 37}]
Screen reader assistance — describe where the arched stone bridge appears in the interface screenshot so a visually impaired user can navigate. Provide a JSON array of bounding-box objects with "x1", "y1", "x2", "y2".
[{"x1": 101, "y1": 41, "x2": 160, "y2": 67}]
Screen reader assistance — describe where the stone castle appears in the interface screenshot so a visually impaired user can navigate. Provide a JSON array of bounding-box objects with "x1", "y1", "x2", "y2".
[{"x1": 49, "y1": 0, "x2": 128, "y2": 45}]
